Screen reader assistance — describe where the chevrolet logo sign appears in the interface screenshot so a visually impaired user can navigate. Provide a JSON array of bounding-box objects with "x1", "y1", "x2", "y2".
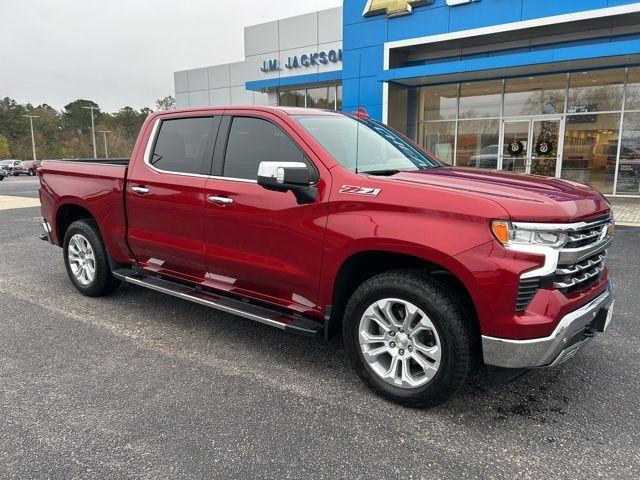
[{"x1": 363, "y1": 0, "x2": 435, "y2": 18}]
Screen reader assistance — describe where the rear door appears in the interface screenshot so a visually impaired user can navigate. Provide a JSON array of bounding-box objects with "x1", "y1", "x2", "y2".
[
  {"x1": 126, "y1": 114, "x2": 222, "y2": 283},
  {"x1": 202, "y1": 112, "x2": 331, "y2": 314}
]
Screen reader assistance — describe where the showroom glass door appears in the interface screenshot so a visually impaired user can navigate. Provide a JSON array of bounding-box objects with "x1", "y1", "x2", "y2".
[
  {"x1": 500, "y1": 118, "x2": 562, "y2": 176},
  {"x1": 501, "y1": 121, "x2": 530, "y2": 173},
  {"x1": 530, "y1": 119, "x2": 561, "y2": 176}
]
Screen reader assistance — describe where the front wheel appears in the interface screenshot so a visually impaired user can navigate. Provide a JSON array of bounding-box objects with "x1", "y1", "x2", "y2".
[
  {"x1": 343, "y1": 271, "x2": 475, "y2": 408},
  {"x1": 63, "y1": 219, "x2": 121, "y2": 297}
]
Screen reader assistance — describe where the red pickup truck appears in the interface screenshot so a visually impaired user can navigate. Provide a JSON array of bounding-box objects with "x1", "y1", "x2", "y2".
[{"x1": 38, "y1": 106, "x2": 615, "y2": 407}]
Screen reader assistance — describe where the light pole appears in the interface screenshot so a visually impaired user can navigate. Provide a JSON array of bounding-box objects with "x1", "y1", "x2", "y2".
[
  {"x1": 82, "y1": 105, "x2": 100, "y2": 158},
  {"x1": 99, "y1": 130, "x2": 110, "y2": 158},
  {"x1": 21, "y1": 114, "x2": 39, "y2": 161}
]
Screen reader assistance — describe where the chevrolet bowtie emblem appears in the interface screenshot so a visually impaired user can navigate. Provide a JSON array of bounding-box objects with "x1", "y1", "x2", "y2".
[{"x1": 362, "y1": 0, "x2": 435, "y2": 18}]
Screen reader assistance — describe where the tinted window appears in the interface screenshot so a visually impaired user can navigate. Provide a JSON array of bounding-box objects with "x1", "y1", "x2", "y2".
[
  {"x1": 223, "y1": 117, "x2": 306, "y2": 180},
  {"x1": 150, "y1": 117, "x2": 218, "y2": 175}
]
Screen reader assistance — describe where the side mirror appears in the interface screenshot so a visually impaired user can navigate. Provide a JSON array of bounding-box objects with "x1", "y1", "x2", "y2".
[{"x1": 257, "y1": 161, "x2": 317, "y2": 204}]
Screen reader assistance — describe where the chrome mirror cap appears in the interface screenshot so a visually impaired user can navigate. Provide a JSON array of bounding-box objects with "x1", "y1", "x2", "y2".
[{"x1": 258, "y1": 161, "x2": 308, "y2": 185}]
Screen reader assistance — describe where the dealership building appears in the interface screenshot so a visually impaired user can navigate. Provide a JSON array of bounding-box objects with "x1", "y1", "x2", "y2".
[{"x1": 175, "y1": 0, "x2": 640, "y2": 197}]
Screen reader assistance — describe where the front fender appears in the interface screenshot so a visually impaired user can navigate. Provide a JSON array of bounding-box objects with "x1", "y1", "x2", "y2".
[{"x1": 318, "y1": 201, "x2": 501, "y2": 311}]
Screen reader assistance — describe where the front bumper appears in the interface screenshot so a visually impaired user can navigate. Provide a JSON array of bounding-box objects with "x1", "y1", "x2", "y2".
[{"x1": 482, "y1": 286, "x2": 614, "y2": 369}]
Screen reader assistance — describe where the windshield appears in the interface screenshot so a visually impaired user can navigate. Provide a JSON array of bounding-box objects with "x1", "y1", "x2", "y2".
[{"x1": 293, "y1": 114, "x2": 441, "y2": 174}]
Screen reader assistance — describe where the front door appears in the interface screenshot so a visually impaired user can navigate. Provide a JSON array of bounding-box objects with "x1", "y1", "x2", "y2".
[
  {"x1": 500, "y1": 118, "x2": 562, "y2": 176},
  {"x1": 202, "y1": 113, "x2": 330, "y2": 315}
]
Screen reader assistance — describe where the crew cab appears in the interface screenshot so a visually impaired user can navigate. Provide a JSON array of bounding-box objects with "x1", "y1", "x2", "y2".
[{"x1": 37, "y1": 106, "x2": 615, "y2": 407}]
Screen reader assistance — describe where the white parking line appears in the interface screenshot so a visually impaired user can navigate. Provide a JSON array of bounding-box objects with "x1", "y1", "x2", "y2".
[{"x1": 0, "y1": 195, "x2": 41, "y2": 211}]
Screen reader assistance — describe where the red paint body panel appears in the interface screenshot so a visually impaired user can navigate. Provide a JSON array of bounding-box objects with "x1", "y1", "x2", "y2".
[
  {"x1": 38, "y1": 106, "x2": 612, "y2": 342},
  {"x1": 38, "y1": 160, "x2": 131, "y2": 264},
  {"x1": 203, "y1": 179, "x2": 329, "y2": 314}
]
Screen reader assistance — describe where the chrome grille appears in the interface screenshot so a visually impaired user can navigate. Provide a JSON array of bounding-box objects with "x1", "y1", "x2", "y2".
[
  {"x1": 554, "y1": 252, "x2": 606, "y2": 291},
  {"x1": 554, "y1": 216, "x2": 612, "y2": 294},
  {"x1": 564, "y1": 225, "x2": 607, "y2": 249},
  {"x1": 513, "y1": 216, "x2": 613, "y2": 312}
]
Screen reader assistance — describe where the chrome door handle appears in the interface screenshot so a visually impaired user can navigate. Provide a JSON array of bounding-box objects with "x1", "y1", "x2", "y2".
[
  {"x1": 208, "y1": 195, "x2": 234, "y2": 206},
  {"x1": 131, "y1": 186, "x2": 150, "y2": 194}
]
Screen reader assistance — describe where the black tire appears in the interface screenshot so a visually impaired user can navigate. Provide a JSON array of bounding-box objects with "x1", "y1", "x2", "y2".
[
  {"x1": 63, "y1": 219, "x2": 121, "y2": 297},
  {"x1": 343, "y1": 270, "x2": 475, "y2": 408}
]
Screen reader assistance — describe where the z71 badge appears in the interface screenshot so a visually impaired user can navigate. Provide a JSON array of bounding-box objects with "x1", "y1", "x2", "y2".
[{"x1": 339, "y1": 185, "x2": 382, "y2": 197}]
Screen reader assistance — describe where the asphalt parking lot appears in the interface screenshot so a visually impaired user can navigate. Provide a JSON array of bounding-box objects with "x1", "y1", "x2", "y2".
[
  {"x1": 0, "y1": 175, "x2": 40, "y2": 198},
  {"x1": 1, "y1": 176, "x2": 639, "y2": 479}
]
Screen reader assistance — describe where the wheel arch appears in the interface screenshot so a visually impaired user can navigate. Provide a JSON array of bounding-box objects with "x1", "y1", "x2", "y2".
[
  {"x1": 325, "y1": 249, "x2": 479, "y2": 341},
  {"x1": 55, "y1": 202, "x2": 98, "y2": 246}
]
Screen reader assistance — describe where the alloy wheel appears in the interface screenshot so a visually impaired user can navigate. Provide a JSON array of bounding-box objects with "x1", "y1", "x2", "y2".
[
  {"x1": 68, "y1": 234, "x2": 96, "y2": 286},
  {"x1": 358, "y1": 298, "x2": 442, "y2": 389}
]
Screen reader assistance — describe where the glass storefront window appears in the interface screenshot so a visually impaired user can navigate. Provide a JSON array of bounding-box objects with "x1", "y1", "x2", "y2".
[
  {"x1": 504, "y1": 74, "x2": 567, "y2": 117},
  {"x1": 278, "y1": 85, "x2": 341, "y2": 110},
  {"x1": 328, "y1": 87, "x2": 337, "y2": 110},
  {"x1": 421, "y1": 84, "x2": 458, "y2": 121},
  {"x1": 403, "y1": 66, "x2": 639, "y2": 193},
  {"x1": 568, "y1": 69, "x2": 626, "y2": 114},
  {"x1": 423, "y1": 122, "x2": 455, "y2": 164},
  {"x1": 456, "y1": 119, "x2": 500, "y2": 168},
  {"x1": 561, "y1": 113, "x2": 621, "y2": 194},
  {"x1": 459, "y1": 80, "x2": 502, "y2": 119},
  {"x1": 279, "y1": 89, "x2": 305, "y2": 108},
  {"x1": 616, "y1": 112, "x2": 640, "y2": 195},
  {"x1": 625, "y1": 67, "x2": 640, "y2": 111},
  {"x1": 307, "y1": 87, "x2": 331, "y2": 109}
]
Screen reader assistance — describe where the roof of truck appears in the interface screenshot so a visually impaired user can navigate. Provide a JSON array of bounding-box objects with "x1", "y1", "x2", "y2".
[{"x1": 164, "y1": 105, "x2": 342, "y2": 117}]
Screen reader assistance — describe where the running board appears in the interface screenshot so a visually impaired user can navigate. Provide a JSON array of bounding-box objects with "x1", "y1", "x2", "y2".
[{"x1": 112, "y1": 269, "x2": 323, "y2": 338}]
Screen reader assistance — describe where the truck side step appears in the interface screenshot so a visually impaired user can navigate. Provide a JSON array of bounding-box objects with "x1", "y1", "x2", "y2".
[{"x1": 112, "y1": 269, "x2": 323, "y2": 337}]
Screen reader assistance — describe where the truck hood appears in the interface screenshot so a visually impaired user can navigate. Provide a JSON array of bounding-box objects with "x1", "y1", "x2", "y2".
[{"x1": 388, "y1": 167, "x2": 611, "y2": 222}]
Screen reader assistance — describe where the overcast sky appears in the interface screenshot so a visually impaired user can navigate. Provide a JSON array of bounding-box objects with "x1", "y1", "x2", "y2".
[{"x1": 0, "y1": 0, "x2": 342, "y2": 112}]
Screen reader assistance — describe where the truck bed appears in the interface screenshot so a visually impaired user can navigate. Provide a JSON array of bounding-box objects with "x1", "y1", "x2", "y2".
[{"x1": 38, "y1": 158, "x2": 131, "y2": 264}]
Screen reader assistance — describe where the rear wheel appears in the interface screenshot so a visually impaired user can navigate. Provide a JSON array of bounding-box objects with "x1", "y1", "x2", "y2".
[
  {"x1": 343, "y1": 271, "x2": 474, "y2": 408},
  {"x1": 63, "y1": 219, "x2": 121, "y2": 297}
]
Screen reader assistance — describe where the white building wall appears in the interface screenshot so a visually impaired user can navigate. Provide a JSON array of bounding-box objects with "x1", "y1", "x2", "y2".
[{"x1": 174, "y1": 7, "x2": 342, "y2": 109}]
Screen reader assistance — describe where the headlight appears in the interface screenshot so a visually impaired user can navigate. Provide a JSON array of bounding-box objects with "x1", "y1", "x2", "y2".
[{"x1": 491, "y1": 220, "x2": 568, "y2": 248}]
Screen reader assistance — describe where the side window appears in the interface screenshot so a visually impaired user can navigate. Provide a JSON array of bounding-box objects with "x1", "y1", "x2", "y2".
[
  {"x1": 223, "y1": 117, "x2": 308, "y2": 180},
  {"x1": 150, "y1": 117, "x2": 218, "y2": 175}
]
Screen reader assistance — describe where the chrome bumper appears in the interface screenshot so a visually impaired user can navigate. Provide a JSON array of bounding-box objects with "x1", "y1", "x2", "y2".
[
  {"x1": 482, "y1": 287, "x2": 614, "y2": 369},
  {"x1": 37, "y1": 217, "x2": 53, "y2": 244}
]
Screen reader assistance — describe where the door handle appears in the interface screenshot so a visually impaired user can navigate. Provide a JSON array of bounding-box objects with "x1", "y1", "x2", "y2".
[
  {"x1": 208, "y1": 195, "x2": 234, "y2": 206},
  {"x1": 131, "y1": 186, "x2": 150, "y2": 195}
]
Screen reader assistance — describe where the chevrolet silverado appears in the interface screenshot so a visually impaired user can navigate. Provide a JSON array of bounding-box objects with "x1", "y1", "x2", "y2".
[{"x1": 37, "y1": 106, "x2": 615, "y2": 407}]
